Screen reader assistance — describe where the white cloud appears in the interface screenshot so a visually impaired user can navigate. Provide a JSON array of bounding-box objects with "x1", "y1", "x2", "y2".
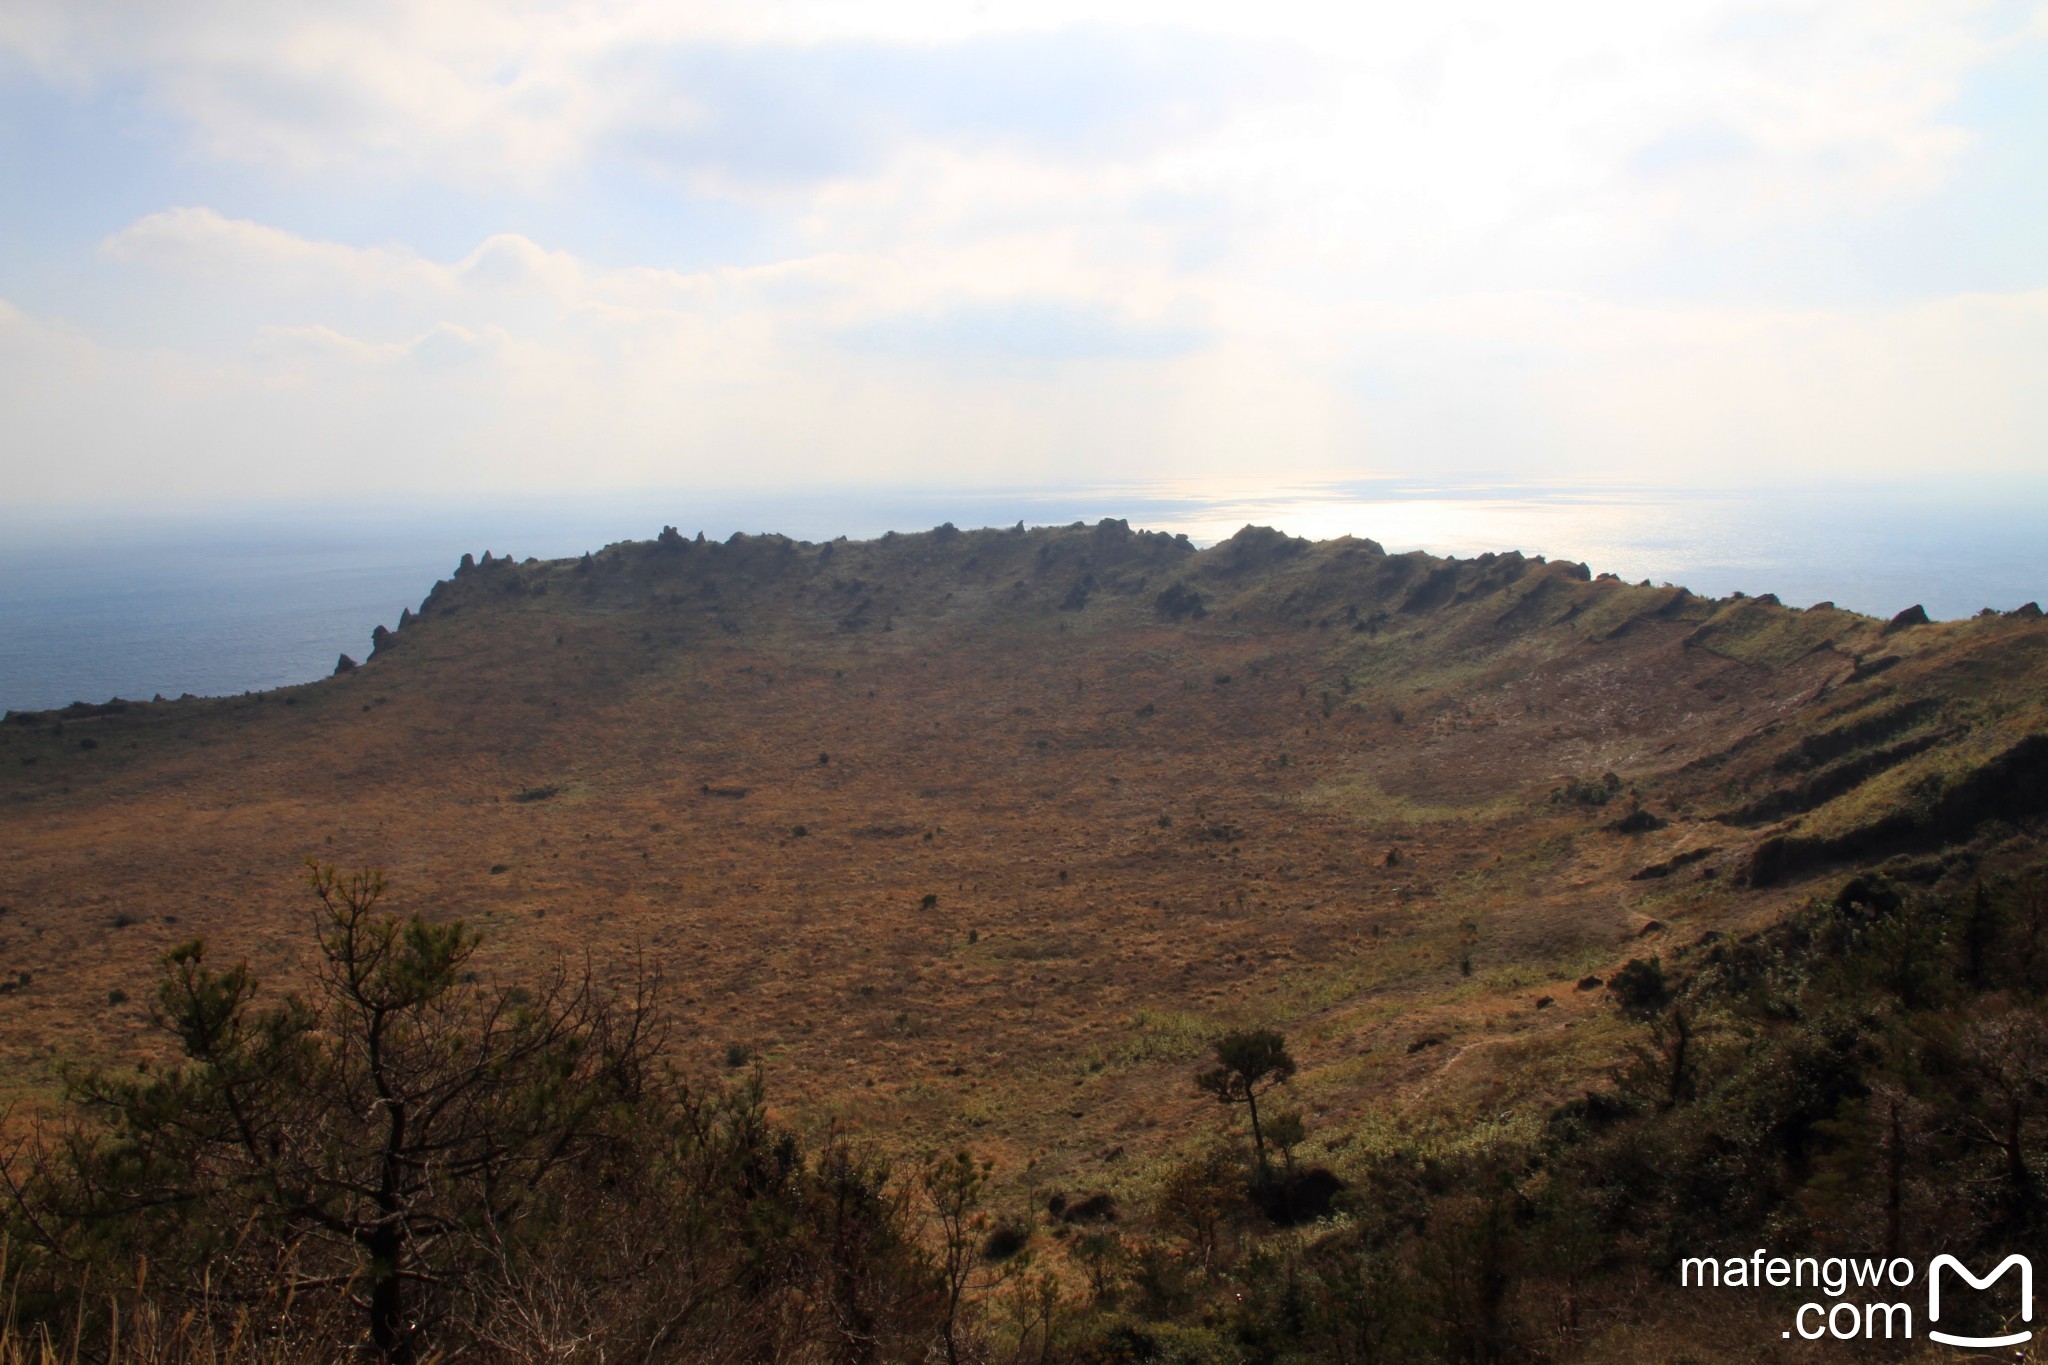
[
  {"x1": 101, "y1": 208, "x2": 592, "y2": 301},
  {"x1": 101, "y1": 207, "x2": 441, "y2": 292},
  {"x1": 253, "y1": 320, "x2": 510, "y2": 371},
  {"x1": 3, "y1": 1, "x2": 2044, "y2": 501},
  {"x1": 8, "y1": 195, "x2": 2047, "y2": 503},
  {"x1": 6, "y1": 0, "x2": 2021, "y2": 222}
]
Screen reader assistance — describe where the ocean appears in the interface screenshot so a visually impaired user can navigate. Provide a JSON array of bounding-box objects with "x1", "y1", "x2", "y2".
[{"x1": 3, "y1": 479, "x2": 2043, "y2": 715}]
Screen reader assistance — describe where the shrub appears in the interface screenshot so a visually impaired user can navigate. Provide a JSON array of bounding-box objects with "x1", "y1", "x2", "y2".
[
  {"x1": 981, "y1": 1220, "x2": 1031, "y2": 1262},
  {"x1": 1608, "y1": 956, "x2": 1669, "y2": 1018},
  {"x1": 1606, "y1": 808, "x2": 1667, "y2": 834},
  {"x1": 0, "y1": 863, "x2": 953, "y2": 1363},
  {"x1": 1551, "y1": 772, "x2": 1622, "y2": 807},
  {"x1": 1063, "y1": 1192, "x2": 1119, "y2": 1224}
]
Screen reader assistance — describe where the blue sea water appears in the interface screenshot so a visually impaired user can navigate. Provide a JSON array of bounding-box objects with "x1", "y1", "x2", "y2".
[{"x1": 2, "y1": 480, "x2": 2043, "y2": 715}]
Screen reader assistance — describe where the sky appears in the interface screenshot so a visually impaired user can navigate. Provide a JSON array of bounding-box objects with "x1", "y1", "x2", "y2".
[{"x1": 1, "y1": 0, "x2": 2044, "y2": 505}]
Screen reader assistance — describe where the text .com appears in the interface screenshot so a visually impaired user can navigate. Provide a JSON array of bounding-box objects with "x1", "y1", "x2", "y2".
[{"x1": 1681, "y1": 1250, "x2": 2033, "y2": 1347}]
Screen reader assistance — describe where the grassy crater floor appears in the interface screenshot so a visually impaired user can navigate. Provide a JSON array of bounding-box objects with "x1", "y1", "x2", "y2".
[{"x1": 3, "y1": 520, "x2": 2044, "y2": 1209}]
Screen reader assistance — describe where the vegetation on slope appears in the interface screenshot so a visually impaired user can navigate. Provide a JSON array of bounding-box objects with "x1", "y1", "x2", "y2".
[
  {"x1": 5, "y1": 855, "x2": 2046, "y2": 1360},
  {"x1": 1, "y1": 519, "x2": 2044, "y2": 1359}
]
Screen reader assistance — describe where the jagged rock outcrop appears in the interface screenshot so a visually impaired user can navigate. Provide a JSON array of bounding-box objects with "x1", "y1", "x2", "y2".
[
  {"x1": 334, "y1": 653, "x2": 358, "y2": 674},
  {"x1": 1882, "y1": 604, "x2": 1930, "y2": 634}
]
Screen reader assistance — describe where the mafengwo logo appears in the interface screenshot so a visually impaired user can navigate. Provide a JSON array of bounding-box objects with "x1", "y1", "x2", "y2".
[
  {"x1": 1928, "y1": 1255, "x2": 2032, "y2": 1349},
  {"x1": 1681, "y1": 1249, "x2": 2032, "y2": 1347}
]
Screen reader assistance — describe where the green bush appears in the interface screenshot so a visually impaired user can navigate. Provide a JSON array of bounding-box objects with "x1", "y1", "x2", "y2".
[{"x1": 1, "y1": 863, "x2": 948, "y2": 1364}]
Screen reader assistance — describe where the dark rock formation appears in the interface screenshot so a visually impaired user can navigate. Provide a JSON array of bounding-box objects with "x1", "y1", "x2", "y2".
[
  {"x1": 1154, "y1": 581, "x2": 1207, "y2": 621},
  {"x1": 334, "y1": 653, "x2": 358, "y2": 674},
  {"x1": 1215, "y1": 524, "x2": 1308, "y2": 574},
  {"x1": 1401, "y1": 563, "x2": 1463, "y2": 614},
  {"x1": 1882, "y1": 604, "x2": 1930, "y2": 634}
]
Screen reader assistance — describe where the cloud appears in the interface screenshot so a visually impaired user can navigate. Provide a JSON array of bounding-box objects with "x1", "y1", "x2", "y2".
[
  {"x1": 1325, "y1": 285, "x2": 2048, "y2": 479},
  {"x1": 0, "y1": 0, "x2": 594, "y2": 184},
  {"x1": 3, "y1": 2, "x2": 2046, "y2": 505},
  {"x1": 840, "y1": 299, "x2": 1207, "y2": 362},
  {"x1": 2, "y1": 5, "x2": 1290, "y2": 191},
  {"x1": 100, "y1": 207, "x2": 439, "y2": 291},
  {"x1": 1630, "y1": 123, "x2": 1754, "y2": 177},
  {"x1": 88, "y1": 205, "x2": 1212, "y2": 364},
  {"x1": 8, "y1": 1, "x2": 2002, "y2": 229},
  {"x1": 0, "y1": 296, "x2": 93, "y2": 365},
  {"x1": 602, "y1": 30, "x2": 1288, "y2": 189},
  {"x1": 11, "y1": 200, "x2": 2048, "y2": 505},
  {"x1": 11, "y1": 2, "x2": 2035, "y2": 313},
  {"x1": 254, "y1": 320, "x2": 507, "y2": 371},
  {"x1": 100, "y1": 208, "x2": 589, "y2": 301}
]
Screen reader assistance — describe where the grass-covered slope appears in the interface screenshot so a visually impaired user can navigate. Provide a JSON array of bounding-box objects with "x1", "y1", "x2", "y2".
[
  {"x1": 4, "y1": 518, "x2": 2047, "y2": 1360},
  {"x1": 1, "y1": 519, "x2": 2043, "y2": 1187}
]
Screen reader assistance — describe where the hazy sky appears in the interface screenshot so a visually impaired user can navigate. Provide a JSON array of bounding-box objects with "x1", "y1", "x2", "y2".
[{"x1": 2, "y1": 0, "x2": 2043, "y2": 503}]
